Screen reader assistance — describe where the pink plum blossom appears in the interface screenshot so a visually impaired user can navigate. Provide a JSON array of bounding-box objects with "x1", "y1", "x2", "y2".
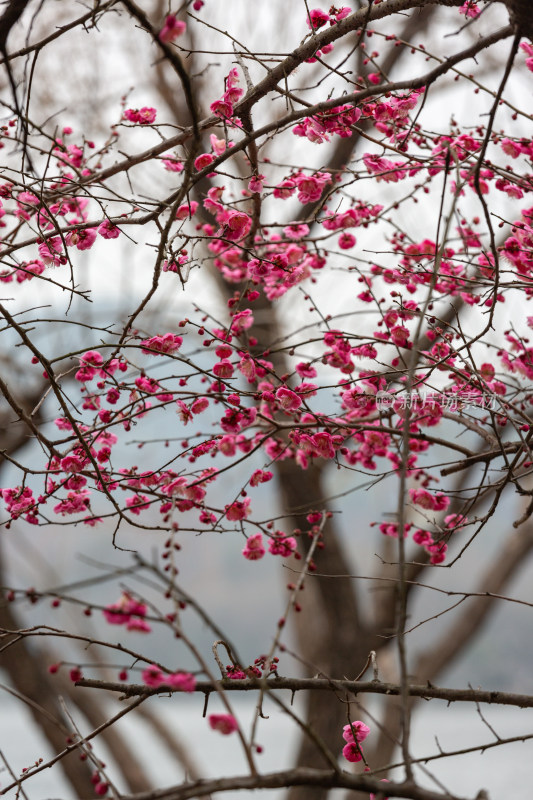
[
  {"x1": 521, "y1": 42, "x2": 533, "y2": 72},
  {"x1": 141, "y1": 666, "x2": 196, "y2": 691},
  {"x1": 141, "y1": 665, "x2": 163, "y2": 686},
  {"x1": 248, "y1": 175, "x2": 264, "y2": 193},
  {"x1": 210, "y1": 134, "x2": 228, "y2": 155},
  {"x1": 194, "y1": 153, "x2": 214, "y2": 170},
  {"x1": 210, "y1": 98, "x2": 234, "y2": 118},
  {"x1": 306, "y1": 8, "x2": 329, "y2": 29},
  {"x1": 276, "y1": 387, "x2": 302, "y2": 411},
  {"x1": 268, "y1": 534, "x2": 297, "y2": 557},
  {"x1": 242, "y1": 532, "x2": 265, "y2": 560},
  {"x1": 294, "y1": 172, "x2": 331, "y2": 204},
  {"x1": 65, "y1": 228, "x2": 97, "y2": 250},
  {"x1": 140, "y1": 334, "x2": 183, "y2": 355},
  {"x1": 226, "y1": 498, "x2": 251, "y2": 521},
  {"x1": 176, "y1": 201, "x2": 198, "y2": 220},
  {"x1": 342, "y1": 742, "x2": 365, "y2": 762},
  {"x1": 459, "y1": 1, "x2": 480, "y2": 17},
  {"x1": 103, "y1": 593, "x2": 150, "y2": 631},
  {"x1": 159, "y1": 15, "x2": 186, "y2": 42},
  {"x1": 250, "y1": 469, "x2": 273, "y2": 487},
  {"x1": 338, "y1": 232, "x2": 356, "y2": 249},
  {"x1": 124, "y1": 107, "x2": 157, "y2": 124},
  {"x1": 98, "y1": 220, "x2": 120, "y2": 239},
  {"x1": 38, "y1": 237, "x2": 65, "y2": 266},
  {"x1": 273, "y1": 179, "x2": 296, "y2": 199},
  {"x1": 191, "y1": 397, "x2": 209, "y2": 414},
  {"x1": 213, "y1": 359, "x2": 234, "y2": 378},
  {"x1": 162, "y1": 156, "x2": 183, "y2": 172},
  {"x1": 410, "y1": 488, "x2": 450, "y2": 511},
  {"x1": 342, "y1": 720, "x2": 370, "y2": 743},
  {"x1": 342, "y1": 720, "x2": 370, "y2": 762},
  {"x1": 164, "y1": 672, "x2": 196, "y2": 692},
  {"x1": 208, "y1": 714, "x2": 238, "y2": 734},
  {"x1": 220, "y1": 210, "x2": 252, "y2": 242}
]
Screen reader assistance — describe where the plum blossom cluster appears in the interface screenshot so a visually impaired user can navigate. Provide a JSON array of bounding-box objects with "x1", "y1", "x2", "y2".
[
  {"x1": 342, "y1": 720, "x2": 370, "y2": 763},
  {"x1": 409, "y1": 488, "x2": 450, "y2": 513},
  {"x1": 293, "y1": 86, "x2": 425, "y2": 146},
  {"x1": 103, "y1": 593, "x2": 151, "y2": 633},
  {"x1": 305, "y1": 6, "x2": 351, "y2": 30},
  {"x1": 293, "y1": 104, "x2": 362, "y2": 144},
  {"x1": 363, "y1": 152, "x2": 411, "y2": 183},
  {"x1": 0, "y1": 184, "x2": 121, "y2": 280},
  {"x1": 140, "y1": 333, "x2": 183, "y2": 355},
  {"x1": 500, "y1": 331, "x2": 533, "y2": 379},
  {"x1": 1, "y1": 486, "x2": 38, "y2": 524},
  {"x1": 141, "y1": 665, "x2": 196, "y2": 691},
  {"x1": 241, "y1": 531, "x2": 297, "y2": 561},
  {"x1": 502, "y1": 207, "x2": 533, "y2": 291},
  {"x1": 179, "y1": 178, "x2": 387, "y2": 298},
  {"x1": 379, "y1": 513, "x2": 467, "y2": 564},
  {"x1": 123, "y1": 107, "x2": 157, "y2": 124},
  {"x1": 209, "y1": 68, "x2": 244, "y2": 121},
  {"x1": 204, "y1": 198, "x2": 324, "y2": 296}
]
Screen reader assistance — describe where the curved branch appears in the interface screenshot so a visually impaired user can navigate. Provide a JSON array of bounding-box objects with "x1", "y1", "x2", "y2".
[{"x1": 117, "y1": 766, "x2": 471, "y2": 800}]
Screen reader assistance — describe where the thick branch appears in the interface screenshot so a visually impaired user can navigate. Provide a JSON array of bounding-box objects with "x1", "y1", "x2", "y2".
[
  {"x1": 118, "y1": 767, "x2": 471, "y2": 800},
  {"x1": 76, "y1": 676, "x2": 533, "y2": 709}
]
